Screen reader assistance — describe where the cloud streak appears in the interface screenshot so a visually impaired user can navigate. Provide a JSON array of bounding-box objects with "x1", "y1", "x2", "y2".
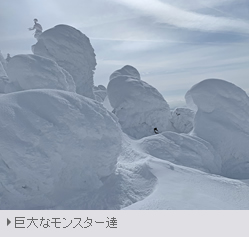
[{"x1": 111, "y1": 0, "x2": 249, "y2": 33}]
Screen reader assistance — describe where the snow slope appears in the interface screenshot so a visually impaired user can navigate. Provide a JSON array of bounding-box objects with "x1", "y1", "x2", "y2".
[
  {"x1": 107, "y1": 66, "x2": 170, "y2": 138},
  {"x1": 5, "y1": 54, "x2": 76, "y2": 93},
  {"x1": 63, "y1": 134, "x2": 249, "y2": 210},
  {"x1": 33, "y1": 24, "x2": 96, "y2": 99},
  {"x1": 0, "y1": 89, "x2": 122, "y2": 209},
  {"x1": 124, "y1": 158, "x2": 249, "y2": 210},
  {"x1": 60, "y1": 133, "x2": 157, "y2": 209},
  {"x1": 186, "y1": 79, "x2": 249, "y2": 179}
]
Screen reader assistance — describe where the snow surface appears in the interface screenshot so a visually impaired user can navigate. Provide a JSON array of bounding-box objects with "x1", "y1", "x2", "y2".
[
  {"x1": 5, "y1": 54, "x2": 76, "y2": 93},
  {"x1": 0, "y1": 90, "x2": 122, "y2": 209},
  {"x1": 107, "y1": 66, "x2": 170, "y2": 139},
  {"x1": 124, "y1": 158, "x2": 249, "y2": 210},
  {"x1": 33, "y1": 24, "x2": 96, "y2": 99},
  {"x1": 186, "y1": 79, "x2": 249, "y2": 179}
]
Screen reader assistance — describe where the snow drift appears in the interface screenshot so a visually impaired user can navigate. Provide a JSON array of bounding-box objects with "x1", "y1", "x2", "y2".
[
  {"x1": 5, "y1": 54, "x2": 76, "y2": 93},
  {"x1": 0, "y1": 90, "x2": 122, "y2": 209},
  {"x1": 186, "y1": 79, "x2": 249, "y2": 179},
  {"x1": 107, "y1": 66, "x2": 170, "y2": 139},
  {"x1": 32, "y1": 24, "x2": 96, "y2": 99},
  {"x1": 124, "y1": 158, "x2": 249, "y2": 210}
]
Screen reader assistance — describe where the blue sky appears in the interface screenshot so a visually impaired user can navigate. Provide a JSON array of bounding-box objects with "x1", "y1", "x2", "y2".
[{"x1": 1, "y1": 0, "x2": 249, "y2": 107}]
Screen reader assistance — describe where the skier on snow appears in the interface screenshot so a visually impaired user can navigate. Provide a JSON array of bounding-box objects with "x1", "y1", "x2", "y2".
[{"x1": 29, "y1": 19, "x2": 43, "y2": 40}]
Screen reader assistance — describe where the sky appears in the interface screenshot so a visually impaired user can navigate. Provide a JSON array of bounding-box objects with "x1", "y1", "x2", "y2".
[{"x1": 1, "y1": 0, "x2": 249, "y2": 107}]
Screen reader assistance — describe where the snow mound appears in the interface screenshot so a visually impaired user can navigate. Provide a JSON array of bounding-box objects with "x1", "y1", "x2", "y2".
[
  {"x1": 5, "y1": 54, "x2": 75, "y2": 93},
  {"x1": 124, "y1": 159, "x2": 249, "y2": 210},
  {"x1": 185, "y1": 79, "x2": 249, "y2": 179},
  {"x1": 107, "y1": 67, "x2": 170, "y2": 139},
  {"x1": 63, "y1": 134, "x2": 157, "y2": 210},
  {"x1": 33, "y1": 24, "x2": 96, "y2": 99},
  {"x1": 139, "y1": 132, "x2": 221, "y2": 174},
  {"x1": 169, "y1": 107, "x2": 195, "y2": 133},
  {"x1": 109, "y1": 65, "x2": 141, "y2": 81},
  {"x1": 93, "y1": 85, "x2": 107, "y2": 102},
  {"x1": 0, "y1": 90, "x2": 122, "y2": 209}
]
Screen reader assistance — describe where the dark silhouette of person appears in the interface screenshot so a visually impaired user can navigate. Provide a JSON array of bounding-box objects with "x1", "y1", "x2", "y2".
[
  {"x1": 154, "y1": 128, "x2": 159, "y2": 134},
  {"x1": 6, "y1": 53, "x2": 11, "y2": 62},
  {"x1": 29, "y1": 19, "x2": 43, "y2": 40}
]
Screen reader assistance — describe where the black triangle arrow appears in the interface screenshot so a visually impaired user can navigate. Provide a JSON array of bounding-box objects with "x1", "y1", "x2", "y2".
[{"x1": 7, "y1": 218, "x2": 11, "y2": 226}]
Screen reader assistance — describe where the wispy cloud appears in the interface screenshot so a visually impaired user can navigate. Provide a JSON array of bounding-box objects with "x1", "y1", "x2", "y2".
[
  {"x1": 90, "y1": 37, "x2": 164, "y2": 42},
  {"x1": 110, "y1": 0, "x2": 249, "y2": 33}
]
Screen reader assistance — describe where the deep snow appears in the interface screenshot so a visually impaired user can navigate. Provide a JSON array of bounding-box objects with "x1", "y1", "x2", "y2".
[{"x1": 1, "y1": 24, "x2": 249, "y2": 210}]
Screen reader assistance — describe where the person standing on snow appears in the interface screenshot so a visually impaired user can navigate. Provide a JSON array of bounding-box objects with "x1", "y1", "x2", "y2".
[
  {"x1": 28, "y1": 19, "x2": 43, "y2": 40},
  {"x1": 6, "y1": 53, "x2": 11, "y2": 62}
]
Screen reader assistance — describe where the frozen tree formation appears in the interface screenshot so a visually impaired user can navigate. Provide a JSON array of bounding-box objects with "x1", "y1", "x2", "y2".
[
  {"x1": 2, "y1": 21, "x2": 249, "y2": 210},
  {"x1": 186, "y1": 79, "x2": 249, "y2": 179},
  {"x1": 109, "y1": 65, "x2": 141, "y2": 81},
  {"x1": 0, "y1": 90, "x2": 122, "y2": 209},
  {"x1": 93, "y1": 85, "x2": 107, "y2": 102},
  {"x1": 107, "y1": 65, "x2": 170, "y2": 139},
  {"x1": 32, "y1": 24, "x2": 96, "y2": 99},
  {"x1": 5, "y1": 54, "x2": 76, "y2": 93},
  {"x1": 169, "y1": 107, "x2": 195, "y2": 133}
]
